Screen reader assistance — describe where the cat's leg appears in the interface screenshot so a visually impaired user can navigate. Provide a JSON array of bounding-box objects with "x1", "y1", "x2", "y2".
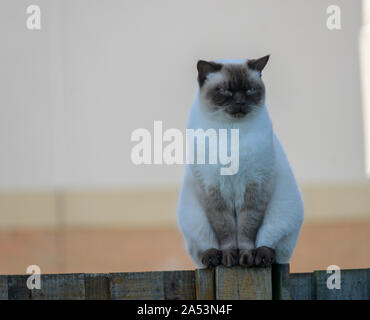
[
  {"x1": 194, "y1": 180, "x2": 238, "y2": 267},
  {"x1": 256, "y1": 196, "x2": 303, "y2": 265},
  {"x1": 255, "y1": 136, "x2": 304, "y2": 264},
  {"x1": 238, "y1": 180, "x2": 274, "y2": 267},
  {"x1": 255, "y1": 168, "x2": 304, "y2": 264},
  {"x1": 237, "y1": 207, "x2": 266, "y2": 267},
  {"x1": 255, "y1": 199, "x2": 303, "y2": 266},
  {"x1": 178, "y1": 168, "x2": 219, "y2": 268},
  {"x1": 204, "y1": 204, "x2": 238, "y2": 267}
]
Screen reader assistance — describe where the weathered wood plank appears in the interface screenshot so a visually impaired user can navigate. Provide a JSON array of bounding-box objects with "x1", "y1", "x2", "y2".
[
  {"x1": 290, "y1": 273, "x2": 314, "y2": 300},
  {"x1": 7, "y1": 275, "x2": 31, "y2": 300},
  {"x1": 110, "y1": 271, "x2": 164, "y2": 300},
  {"x1": 163, "y1": 270, "x2": 195, "y2": 300},
  {"x1": 195, "y1": 268, "x2": 215, "y2": 300},
  {"x1": 216, "y1": 266, "x2": 238, "y2": 300},
  {"x1": 272, "y1": 264, "x2": 290, "y2": 300},
  {"x1": 3, "y1": 267, "x2": 370, "y2": 300},
  {"x1": 216, "y1": 266, "x2": 272, "y2": 300},
  {"x1": 31, "y1": 274, "x2": 85, "y2": 300},
  {"x1": 314, "y1": 268, "x2": 370, "y2": 300},
  {"x1": 0, "y1": 276, "x2": 8, "y2": 300},
  {"x1": 85, "y1": 273, "x2": 111, "y2": 300}
]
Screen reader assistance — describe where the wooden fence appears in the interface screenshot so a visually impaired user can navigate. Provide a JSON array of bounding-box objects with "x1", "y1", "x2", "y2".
[{"x1": 0, "y1": 265, "x2": 369, "y2": 300}]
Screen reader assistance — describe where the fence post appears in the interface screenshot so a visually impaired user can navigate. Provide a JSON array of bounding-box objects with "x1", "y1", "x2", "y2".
[
  {"x1": 31, "y1": 274, "x2": 85, "y2": 300},
  {"x1": 7, "y1": 275, "x2": 31, "y2": 300},
  {"x1": 290, "y1": 273, "x2": 314, "y2": 300},
  {"x1": 0, "y1": 276, "x2": 8, "y2": 300},
  {"x1": 272, "y1": 264, "x2": 290, "y2": 300},
  {"x1": 85, "y1": 273, "x2": 111, "y2": 300},
  {"x1": 313, "y1": 268, "x2": 370, "y2": 300},
  {"x1": 195, "y1": 268, "x2": 215, "y2": 300},
  {"x1": 215, "y1": 266, "x2": 272, "y2": 300}
]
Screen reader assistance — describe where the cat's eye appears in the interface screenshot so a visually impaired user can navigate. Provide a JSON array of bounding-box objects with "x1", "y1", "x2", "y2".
[
  {"x1": 218, "y1": 87, "x2": 233, "y2": 97},
  {"x1": 246, "y1": 88, "x2": 258, "y2": 95}
]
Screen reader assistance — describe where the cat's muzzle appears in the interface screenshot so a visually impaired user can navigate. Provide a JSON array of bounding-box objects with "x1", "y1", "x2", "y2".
[{"x1": 224, "y1": 104, "x2": 250, "y2": 118}]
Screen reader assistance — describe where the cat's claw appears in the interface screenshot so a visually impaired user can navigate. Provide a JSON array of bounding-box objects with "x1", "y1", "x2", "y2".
[
  {"x1": 254, "y1": 246, "x2": 275, "y2": 267},
  {"x1": 201, "y1": 248, "x2": 222, "y2": 267},
  {"x1": 239, "y1": 249, "x2": 255, "y2": 267},
  {"x1": 221, "y1": 249, "x2": 238, "y2": 267}
]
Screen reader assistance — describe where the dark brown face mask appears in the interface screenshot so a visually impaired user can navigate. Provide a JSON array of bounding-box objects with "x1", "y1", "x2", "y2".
[{"x1": 197, "y1": 56, "x2": 269, "y2": 118}]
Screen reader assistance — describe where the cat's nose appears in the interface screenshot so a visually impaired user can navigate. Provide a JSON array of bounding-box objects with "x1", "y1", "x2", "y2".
[{"x1": 234, "y1": 92, "x2": 246, "y2": 106}]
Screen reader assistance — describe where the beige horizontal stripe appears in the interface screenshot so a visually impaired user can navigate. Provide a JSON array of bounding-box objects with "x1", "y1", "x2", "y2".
[
  {"x1": 0, "y1": 183, "x2": 369, "y2": 229},
  {"x1": 63, "y1": 188, "x2": 179, "y2": 228},
  {"x1": 0, "y1": 191, "x2": 57, "y2": 229},
  {"x1": 302, "y1": 182, "x2": 370, "y2": 222}
]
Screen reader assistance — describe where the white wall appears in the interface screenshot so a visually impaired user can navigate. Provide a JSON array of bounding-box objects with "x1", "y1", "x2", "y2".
[
  {"x1": 0, "y1": 1, "x2": 54, "y2": 188},
  {"x1": 0, "y1": 0, "x2": 366, "y2": 189},
  {"x1": 361, "y1": 0, "x2": 370, "y2": 175}
]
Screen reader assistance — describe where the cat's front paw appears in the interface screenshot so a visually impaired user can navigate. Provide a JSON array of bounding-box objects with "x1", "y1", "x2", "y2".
[
  {"x1": 201, "y1": 248, "x2": 222, "y2": 268},
  {"x1": 221, "y1": 249, "x2": 238, "y2": 267},
  {"x1": 254, "y1": 246, "x2": 275, "y2": 267},
  {"x1": 239, "y1": 249, "x2": 255, "y2": 267}
]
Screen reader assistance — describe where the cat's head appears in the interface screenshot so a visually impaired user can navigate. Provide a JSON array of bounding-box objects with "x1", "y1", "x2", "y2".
[{"x1": 196, "y1": 56, "x2": 269, "y2": 120}]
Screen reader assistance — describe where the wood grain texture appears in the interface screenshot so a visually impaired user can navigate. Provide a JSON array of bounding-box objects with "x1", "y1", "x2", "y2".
[
  {"x1": 195, "y1": 268, "x2": 215, "y2": 300},
  {"x1": 110, "y1": 271, "x2": 164, "y2": 300},
  {"x1": 31, "y1": 274, "x2": 85, "y2": 300},
  {"x1": 215, "y1": 266, "x2": 272, "y2": 300},
  {"x1": 7, "y1": 275, "x2": 31, "y2": 300},
  {"x1": 290, "y1": 273, "x2": 314, "y2": 300},
  {"x1": 2, "y1": 267, "x2": 370, "y2": 300},
  {"x1": 272, "y1": 264, "x2": 290, "y2": 300},
  {"x1": 85, "y1": 273, "x2": 111, "y2": 300},
  {"x1": 163, "y1": 270, "x2": 195, "y2": 299},
  {"x1": 0, "y1": 276, "x2": 8, "y2": 300},
  {"x1": 314, "y1": 268, "x2": 370, "y2": 300}
]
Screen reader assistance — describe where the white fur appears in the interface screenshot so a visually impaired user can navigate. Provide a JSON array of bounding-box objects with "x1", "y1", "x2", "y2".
[{"x1": 177, "y1": 61, "x2": 304, "y2": 266}]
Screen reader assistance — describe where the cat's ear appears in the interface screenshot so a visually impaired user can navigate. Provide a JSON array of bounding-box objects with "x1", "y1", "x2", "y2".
[
  {"x1": 247, "y1": 55, "x2": 270, "y2": 73},
  {"x1": 197, "y1": 60, "x2": 222, "y2": 87}
]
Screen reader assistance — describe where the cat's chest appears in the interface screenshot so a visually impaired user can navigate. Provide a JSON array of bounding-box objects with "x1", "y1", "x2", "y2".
[{"x1": 192, "y1": 139, "x2": 275, "y2": 212}]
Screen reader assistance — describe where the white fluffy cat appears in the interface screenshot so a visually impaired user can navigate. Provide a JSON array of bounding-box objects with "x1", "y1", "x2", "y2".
[{"x1": 177, "y1": 56, "x2": 303, "y2": 268}]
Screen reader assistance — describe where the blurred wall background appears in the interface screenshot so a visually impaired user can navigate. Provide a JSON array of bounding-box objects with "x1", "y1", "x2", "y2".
[{"x1": 0, "y1": 0, "x2": 369, "y2": 274}]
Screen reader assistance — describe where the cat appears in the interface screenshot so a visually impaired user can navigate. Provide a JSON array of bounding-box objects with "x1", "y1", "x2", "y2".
[{"x1": 177, "y1": 56, "x2": 304, "y2": 268}]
